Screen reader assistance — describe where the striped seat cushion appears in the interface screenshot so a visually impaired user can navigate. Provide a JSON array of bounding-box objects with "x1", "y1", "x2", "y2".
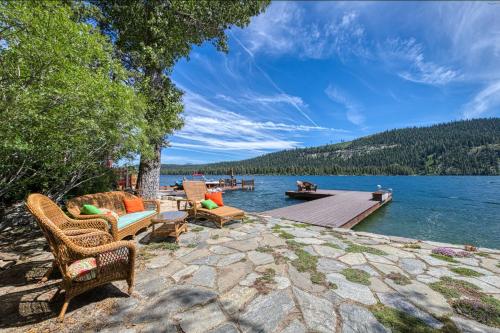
[{"x1": 67, "y1": 257, "x2": 97, "y2": 282}]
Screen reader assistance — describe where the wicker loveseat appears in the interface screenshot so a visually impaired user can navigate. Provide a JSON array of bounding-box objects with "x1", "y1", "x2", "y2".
[
  {"x1": 26, "y1": 194, "x2": 136, "y2": 321},
  {"x1": 66, "y1": 191, "x2": 160, "y2": 240}
]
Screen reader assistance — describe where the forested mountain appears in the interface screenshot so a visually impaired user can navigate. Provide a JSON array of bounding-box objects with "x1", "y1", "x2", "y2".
[{"x1": 161, "y1": 118, "x2": 500, "y2": 176}]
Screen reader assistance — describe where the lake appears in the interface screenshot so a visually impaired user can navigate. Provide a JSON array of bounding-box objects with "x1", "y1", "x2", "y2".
[{"x1": 160, "y1": 175, "x2": 500, "y2": 249}]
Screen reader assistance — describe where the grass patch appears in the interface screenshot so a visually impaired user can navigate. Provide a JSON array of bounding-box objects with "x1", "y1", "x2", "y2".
[
  {"x1": 345, "y1": 242, "x2": 387, "y2": 256},
  {"x1": 341, "y1": 268, "x2": 371, "y2": 285},
  {"x1": 497, "y1": 263, "x2": 500, "y2": 268},
  {"x1": 310, "y1": 271, "x2": 327, "y2": 285},
  {"x1": 475, "y1": 252, "x2": 490, "y2": 258},
  {"x1": 146, "y1": 242, "x2": 180, "y2": 251},
  {"x1": 329, "y1": 282, "x2": 338, "y2": 289},
  {"x1": 324, "y1": 242, "x2": 342, "y2": 249},
  {"x1": 292, "y1": 223, "x2": 308, "y2": 228},
  {"x1": 191, "y1": 226, "x2": 204, "y2": 232},
  {"x1": 271, "y1": 224, "x2": 290, "y2": 232},
  {"x1": 242, "y1": 217, "x2": 254, "y2": 224},
  {"x1": 386, "y1": 272, "x2": 411, "y2": 285},
  {"x1": 430, "y1": 253, "x2": 459, "y2": 263},
  {"x1": 286, "y1": 239, "x2": 306, "y2": 251},
  {"x1": 278, "y1": 230, "x2": 295, "y2": 239},
  {"x1": 452, "y1": 296, "x2": 500, "y2": 328},
  {"x1": 137, "y1": 249, "x2": 155, "y2": 261},
  {"x1": 429, "y1": 277, "x2": 481, "y2": 300},
  {"x1": 370, "y1": 304, "x2": 458, "y2": 333},
  {"x1": 403, "y1": 243, "x2": 421, "y2": 249},
  {"x1": 256, "y1": 246, "x2": 274, "y2": 253},
  {"x1": 187, "y1": 243, "x2": 198, "y2": 248},
  {"x1": 449, "y1": 267, "x2": 483, "y2": 277},
  {"x1": 253, "y1": 268, "x2": 276, "y2": 294},
  {"x1": 210, "y1": 234, "x2": 220, "y2": 240}
]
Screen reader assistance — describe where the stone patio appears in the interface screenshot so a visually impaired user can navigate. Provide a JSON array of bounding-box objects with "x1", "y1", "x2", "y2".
[{"x1": 1, "y1": 213, "x2": 500, "y2": 332}]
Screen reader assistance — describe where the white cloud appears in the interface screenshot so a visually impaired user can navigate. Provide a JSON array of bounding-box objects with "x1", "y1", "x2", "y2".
[
  {"x1": 382, "y1": 38, "x2": 460, "y2": 85},
  {"x1": 169, "y1": 87, "x2": 347, "y2": 154},
  {"x1": 325, "y1": 85, "x2": 365, "y2": 125},
  {"x1": 462, "y1": 81, "x2": 500, "y2": 118},
  {"x1": 238, "y1": 2, "x2": 367, "y2": 59}
]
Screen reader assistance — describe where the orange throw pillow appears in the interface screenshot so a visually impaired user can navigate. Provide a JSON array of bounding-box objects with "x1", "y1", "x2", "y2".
[
  {"x1": 123, "y1": 198, "x2": 145, "y2": 213},
  {"x1": 205, "y1": 192, "x2": 224, "y2": 206}
]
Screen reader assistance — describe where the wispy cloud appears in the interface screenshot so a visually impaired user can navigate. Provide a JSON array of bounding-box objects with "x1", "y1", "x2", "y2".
[
  {"x1": 325, "y1": 85, "x2": 365, "y2": 125},
  {"x1": 462, "y1": 81, "x2": 500, "y2": 118},
  {"x1": 170, "y1": 87, "x2": 345, "y2": 154},
  {"x1": 238, "y1": 2, "x2": 367, "y2": 60},
  {"x1": 381, "y1": 38, "x2": 460, "y2": 85}
]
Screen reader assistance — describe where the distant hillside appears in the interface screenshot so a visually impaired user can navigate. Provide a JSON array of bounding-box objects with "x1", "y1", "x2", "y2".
[{"x1": 162, "y1": 118, "x2": 500, "y2": 176}]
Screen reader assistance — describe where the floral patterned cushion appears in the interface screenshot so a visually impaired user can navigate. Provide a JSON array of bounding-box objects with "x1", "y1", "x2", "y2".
[
  {"x1": 99, "y1": 208, "x2": 119, "y2": 220},
  {"x1": 67, "y1": 257, "x2": 97, "y2": 282}
]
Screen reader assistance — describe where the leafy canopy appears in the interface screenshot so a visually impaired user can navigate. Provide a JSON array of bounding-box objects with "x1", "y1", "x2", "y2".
[{"x1": 0, "y1": 1, "x2": 147, "y2": 202}]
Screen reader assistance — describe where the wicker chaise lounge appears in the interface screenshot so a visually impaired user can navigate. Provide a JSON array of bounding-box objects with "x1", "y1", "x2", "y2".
[
  {"x1": 26, "y1": 194, "x2": 136, "y2": 321},
  {"x1": 183, "y1": 181, "x2": 245, "y2": 228},
  {"x1": 66, "y1": 191, "x2": 160, "y2": 240}
]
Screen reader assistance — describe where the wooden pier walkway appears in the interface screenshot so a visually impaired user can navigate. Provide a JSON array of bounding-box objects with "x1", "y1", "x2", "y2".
[{"x1": 261, "y1": 189, "x2": 392, "y2": 229}]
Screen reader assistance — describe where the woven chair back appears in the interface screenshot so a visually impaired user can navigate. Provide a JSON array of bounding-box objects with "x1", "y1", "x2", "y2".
[
  {"x1": 183, "y1": 181, "x2": 207, "y2": 202},
  {"x1": 66, "y1": 191, "x2": 137, "y2": 217}
]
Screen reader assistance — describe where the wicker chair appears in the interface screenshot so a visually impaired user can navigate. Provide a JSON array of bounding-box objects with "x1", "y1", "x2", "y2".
[
  {"x1": 183, "y1": 181, "x2": 245, "y2": 228},
  {"x1": 26, "y1": 194, "x2": 136, "y2": 321},
  {"x1": 66, "y1": 191, "x2": 160, "y2": 240}
]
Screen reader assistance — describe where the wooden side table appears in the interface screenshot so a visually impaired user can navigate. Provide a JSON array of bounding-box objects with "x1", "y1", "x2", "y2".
[{"x1": 150, "y1": 211, "x2": 189, "y2": 243}]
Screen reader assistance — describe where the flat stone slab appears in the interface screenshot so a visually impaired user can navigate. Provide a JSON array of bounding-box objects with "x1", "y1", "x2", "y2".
[
  {"x1": 338, "y1": 253, "x2": 366, "y2": 265},
  {"x1": 385, "y1": 280, "x2": 452, "y2": 316},
  {"x1": 176, "y1": 302, "x2": 227, "y2": 333},
  {"x1": 327, "y1": 273, "x2": 377, "y2": 305},
  {"x1": 451, "y1": 316, "x2": 500, "y2": 333},
  {"x1": 399, "y1": 258, "x2": 426, "y2": 275},
  {"x1": 281, "y1": 319, "x2": 306, "y2": 333},
  {"x1": 216, "y1": 253, "x2": 246, "y2": 267},
  {"x1": 218, "y1": 261, "x2": 253, "y2": 293},
  {"x1": 340, "y1": 303, "x2": 389, "y2": 333},
  {"x1": 220, "y1": 285, "x2": 257, "y2": 315},
  {"x1": 317, "y1": 257, "x2": 347, "y2": 274},
  {"x1": 293, "y1": 287, "x2": 336, "y2": 333},
  {"x1": 247, "y1": 251, "x2": 274, "y2": 266},
  {"x1": 190, "y1": 265, "x2": 216, "y2": 288},
  {"x1": 239, "y1": 290, "x2": 295, "y2": 333},
  {"x1": 313, "y1": 245, "x2": 344, "y2": 258},
  {"x1": 225, "y1": 239, "x2": 260, "y2": 252},
  {"x1": 377, "y1": 292, "x2": 443, "y2": 328}
]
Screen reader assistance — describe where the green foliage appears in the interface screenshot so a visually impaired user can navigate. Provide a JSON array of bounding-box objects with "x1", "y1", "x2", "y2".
[
  {"x1": 146, "y1": 242, "x2": 180, "y2": 251},
  {"x1": 452, "y1": 297, "x2": 500, "y2": 328},
  {"x1": 345, "y1": 242, "x2": 387, "y2": 255},
  {"x1": 429, "y1": 277, "x2": 481, "y2": 300},
  {"x1": 370, "y1": 304, "x2": 458, "y2": 333},
  {"x1": 0, "y1": 1, "x2": 146, "y2": 202},
  {"x1": 449, "y1": 267, "x2": 483, "y2": 277},
  {"x1": 324, "y1": 242, "x2": 342, "y2": 249},
  {"x1": 277, "y1": 230, "x2": 295, "y2": 240},
  {"x1": 191, "y1": 226, "x2": 204, "y2": 232},
  {"x1": 341, "y1": 268, "x2": 371, "y2": 285},
  {"x1": 161, "y1": 119, "x2": 500, "y2": 176},
  {"x1": 430, "y1": 254, "x2": 459, "y2": 263},
  {"x1": 403, "y1": 244, "x2": 421, "y2": 249}
]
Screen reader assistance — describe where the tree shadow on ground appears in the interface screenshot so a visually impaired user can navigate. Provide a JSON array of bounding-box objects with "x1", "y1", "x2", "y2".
[{"x1": 0, "y1": 258, "x2": 129, "y2": 330}]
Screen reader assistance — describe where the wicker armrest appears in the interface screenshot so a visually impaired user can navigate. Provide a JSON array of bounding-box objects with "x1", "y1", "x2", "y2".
[
  {"x1": 77, "y1": 240, "x2": 136, "y2": 258},
  {"x1": 61, "y1": 217, "x2": 110, "y2": 232},
  {"x1": 143, "y1": 199, "x2": 160, "y2": 212},
  {"x1": 64, "y1": 228, "x2": 104, "y2": 236},
  {"x1": 68, "y1": 231, "x2": 114, "y2": 248}
]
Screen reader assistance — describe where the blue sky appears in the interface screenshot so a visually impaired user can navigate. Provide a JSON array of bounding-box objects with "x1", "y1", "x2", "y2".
[{"x1": 164, "y1": 1, "x2": 500, "y2": 165}]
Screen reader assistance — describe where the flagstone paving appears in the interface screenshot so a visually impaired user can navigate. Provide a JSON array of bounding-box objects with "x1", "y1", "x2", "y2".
[{"x1": 1, "y1": 214, "x2": 500, "y2": 332}]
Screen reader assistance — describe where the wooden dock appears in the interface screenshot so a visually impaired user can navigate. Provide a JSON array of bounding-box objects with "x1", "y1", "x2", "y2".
[{"x1": 262, "y1": 189, "x2": 392, "y2": 229}]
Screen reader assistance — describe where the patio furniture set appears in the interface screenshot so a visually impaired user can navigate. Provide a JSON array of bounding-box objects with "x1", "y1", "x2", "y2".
[{"x1": 25, "y1": 181, "x2": 245, "y2": 321}]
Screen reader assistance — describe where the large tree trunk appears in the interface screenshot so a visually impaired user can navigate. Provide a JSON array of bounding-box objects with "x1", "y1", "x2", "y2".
[
  {"x1": 137, "y1": 142, "x2": 161, "y2": 199},
  {"x1": 137, "y1": 66, "x2": 164, "y2": 199}
]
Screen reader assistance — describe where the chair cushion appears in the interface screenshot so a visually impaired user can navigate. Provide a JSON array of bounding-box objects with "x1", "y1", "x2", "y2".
[
  {"x1": 100, "y1": 208, "x2": 119, "y2": 220},
  {"x1": 205, "y1": 192, "x2": 224, "y2": 206},
  {"x1": 201, "y1": 199, "x2": 218, "y2": 210},
  {"x1": 123, "y1": 198, "x2": 145, "y2": 213},
  {"x1": 67, "y1": 257, "x2": 97, "y2": 282},
  {"x1": 81, "y1": 204, "x2": 102, "y2": 215},
  {"x1": 118, "y1": 210, "x2": 156, "y2": 229},
  {"x1": 198, "y1": 205, "x2": 244, "y2": 217}
]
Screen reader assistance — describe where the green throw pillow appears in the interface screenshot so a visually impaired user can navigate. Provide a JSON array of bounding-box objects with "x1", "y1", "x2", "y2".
[
  {"x1": 201, "y1": 199, "x2": 218, "y2": 210},
  {"x1": 80, "y1": 204, "x2": 102, "y2": 215}
]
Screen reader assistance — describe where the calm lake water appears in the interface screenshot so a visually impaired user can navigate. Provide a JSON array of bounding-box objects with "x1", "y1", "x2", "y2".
[{"x1": 160, "y1": 175, "x2": 500, "y2": 249}]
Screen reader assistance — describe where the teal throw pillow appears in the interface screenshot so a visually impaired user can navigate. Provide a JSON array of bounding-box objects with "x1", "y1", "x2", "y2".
[
  {"x1": 81, "y1": 204, "x2": 103, "y2": 215},
  {"x1": 201, "y1": 199, "x2": 218, "y2": 210}
]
